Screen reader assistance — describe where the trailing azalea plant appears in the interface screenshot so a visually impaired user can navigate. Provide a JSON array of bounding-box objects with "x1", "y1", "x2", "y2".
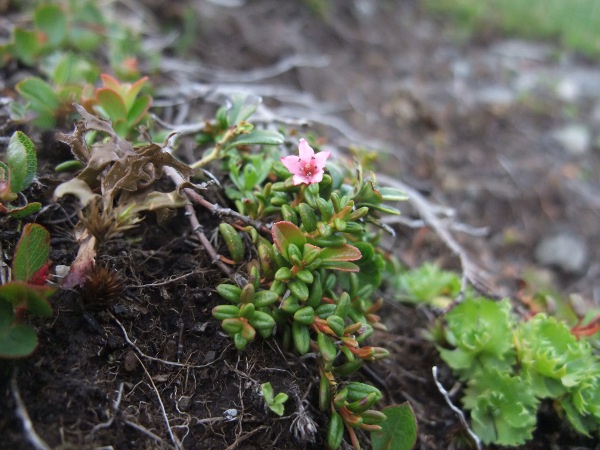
[{"x1": 207, "y1": 98, "x2": 409, "y2": 448}]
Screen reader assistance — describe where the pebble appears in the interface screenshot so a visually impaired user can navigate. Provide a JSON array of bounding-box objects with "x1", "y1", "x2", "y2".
[
  {"x1": 550, "y1": 125, "x2": 591, "y2": 155},
  {"x1": 534, "y1": 232, "x2": 588, "y2": 274}
]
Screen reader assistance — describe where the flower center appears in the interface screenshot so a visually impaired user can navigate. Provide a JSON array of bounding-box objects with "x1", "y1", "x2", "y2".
[{"x1": 297, "y1": 157, "x2": 317, "y2": 177}]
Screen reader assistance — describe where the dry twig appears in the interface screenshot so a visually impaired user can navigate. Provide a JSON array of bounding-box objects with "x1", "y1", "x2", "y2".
[{"x1": 10, "y1": 371, "x2": 51, "y2": 450}]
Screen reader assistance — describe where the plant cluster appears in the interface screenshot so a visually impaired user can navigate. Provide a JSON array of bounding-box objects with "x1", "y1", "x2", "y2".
[
  {"x1": 4, "y1": 1, "x2": 151, "y2": 133},
  {"x1": 393, "y1": 265, "x2": 600, "y2": 446}
]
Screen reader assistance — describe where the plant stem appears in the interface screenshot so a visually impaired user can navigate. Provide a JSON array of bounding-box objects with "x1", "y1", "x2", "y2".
[{"x1": 189, "y1": 126, "x2": 237, "y2": 169}]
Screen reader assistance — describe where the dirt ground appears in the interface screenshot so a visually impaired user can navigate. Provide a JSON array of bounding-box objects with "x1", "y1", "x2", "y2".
[{"x1": 1, "y1": 1, "x2": 600, "y2": 449}]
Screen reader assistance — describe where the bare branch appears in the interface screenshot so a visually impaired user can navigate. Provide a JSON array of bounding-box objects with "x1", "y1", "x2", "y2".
[
  {"x1": 432, "y1": 366, "x2": 482, "y2": 450},
  {"x1": 11, "y1": 372, "x2": 51, "y2": 450}
]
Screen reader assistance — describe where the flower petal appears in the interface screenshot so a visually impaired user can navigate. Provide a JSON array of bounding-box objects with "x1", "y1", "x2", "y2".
[
  {"x1": 313, "y1": 150, "x2": 331, "y2": 169},
  {"x1": 292, "y1": 174, "x2": 309, "y2": 185},
  {"x1": 298, "y1": 138, "x2": 315, "y2": 160},
  {"x1": 310, "y1": 169, "x2": 325, "y2": 184},
  {"x1": 280, "y1": 155, "x2": 302, "y2": 173}
]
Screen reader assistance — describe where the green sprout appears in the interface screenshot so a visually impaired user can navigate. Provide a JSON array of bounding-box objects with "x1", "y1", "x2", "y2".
[{"x1": 260, "y1": 382, "x2": 289, "y2": 416}]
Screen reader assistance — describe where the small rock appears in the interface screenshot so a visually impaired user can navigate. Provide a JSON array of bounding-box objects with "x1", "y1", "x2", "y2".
[
  {"x1": 476, "y1": 85, "x2": 515, "y2": 109},
  {"x1": 556, "y1": 78, "x2": 580, "y2": 102},
  {"x1": 534, "y1": 232, "x2": 588, "y2": 274},
  {"x1": 550, "y1": 125, "x2": 591, "y2": 155}
]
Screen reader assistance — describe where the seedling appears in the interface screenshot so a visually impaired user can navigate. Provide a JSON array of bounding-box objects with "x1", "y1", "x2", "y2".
[{"x1": 260, "y1": 382, "x2": 289, "y2": 416}]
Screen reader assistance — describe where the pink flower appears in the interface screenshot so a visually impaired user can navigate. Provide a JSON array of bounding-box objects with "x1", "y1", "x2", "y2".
[{"x1": 280, "y1": 139, "x2": 331, "y2": 185}]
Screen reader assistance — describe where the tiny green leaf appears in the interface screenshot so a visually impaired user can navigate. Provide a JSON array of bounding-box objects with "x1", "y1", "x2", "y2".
[
  {"x1": 7, "y1": 131, "x2": 37, "y2": 194},
  {"x1": 227, "y1": 129, "x2": 285, "y2": 149},
  {"x1": 12, "y1": 224, "x2": 50, "y2": 284}
]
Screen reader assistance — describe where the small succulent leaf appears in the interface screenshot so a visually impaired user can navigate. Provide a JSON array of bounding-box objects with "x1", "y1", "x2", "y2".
[
  {"x1": 253, "y1": 290, "x2": 279, "y2": 307},
  {"x1": 272, "y1": 221, "x2": 307, "y2": 260},
  {"x1": 216, "y1": 284, "x2": 242, "y2": 304},
  {"x1": 233, "y1": 332, "x2": 248, "y2": 350},
  {"x1": 320, "y1": 244, "x2": 362, "y2": 263},
  {"x1": 327, "y1": 315, "x2": 346, "y2": 337},
  {"x1": 288, "y1": 279, "x2": 309, "y2": 302},
  {"x1": 346, "y1": 382, "x2": 383, "y2": 403},
  {"x1": 332, "y1": 357, "x2": 363, "y2": 376},
  {"x1": 320, "y1": 261, "x2": 360, "y2": 272},
  {"x1": 96, "y1": 88, "x2": 127, "y2": 121},
  {"x1": 319, "y1": 374, "x2": 331, "y2": 411},
  {"x1": 219, "y1": 223, "x2": 245, "y2": 263},
  {"x1": 227, "y1": 130, "x2": 285, "y2": 148},
  {"x1": 249, "y1": 311, "x2": 276, "y2": 331},
  {"x1": 371, "y1": 403, "x2": 417, "y2": 450},
  {"x1": 326, "y1": 411, "x2": 344, "y2": 450},
  {"x1": 226, "y1": 94, "x2": 260, "y2": 125},
  {"x1": 12, "y1": 224, "x2": 51, "y2": 283},
  {"x1": 293, "y1": 306, "x2": 315, "y2": 326},
  {"x1": 377, "y1": 187, "x2": 408, "y2": 202},
  {"x1": 7, "y1": 131, "x2": 37, "y2": 193},
  {"x1": 34, "y1": 4, "x2": 67, "y2": 47},
  {"x1": 212, "y1": 305, "x2": 240, "y2": 320},
  {"x1": 292, "y1": 321, "x2": 310, "y2": 355},
  {"x1": 221, "y1": 317, "x2": 244, "y2": 335}
]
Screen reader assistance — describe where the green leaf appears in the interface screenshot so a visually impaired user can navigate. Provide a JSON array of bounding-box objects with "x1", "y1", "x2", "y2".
[
  {"x1": 96, "y1": 88, "x2": 127, "y2": 121},
  {"x1": 34, "y1": 4, "x2": 67, "y2": 47},
  {"x1": 272, "y1": 221, "x2": 307, "y2": 260},
  {"x1": 13, "y1": 29, "x2": 42, "y2": 65},
  {"x1": 12, "y1": 223, "x2": 50, "y2": 283},
  {"x1": 0, "y1": 301, "x2": 38, "y2": 358},
  {"x1": 320, "y1": 244, "x2": 362, "y2": 263},
  {"x1": 16, "y1": 77, "x2": 60, "y2": 128},
  {"x1": 127, "y1": 94, "x2": 152, "y2": 127},
  {"x1": 261, "y1": 382, "x2": 274, "y2": 403},
  {"x1": 0, "y1": 282, "x2": 53, "y2": 317},
  {"x1": 371, "y1": 403, "x2": 417, "y2": 450},
  {"x1": 463, "y1": 369, "x2": 539, "y2": 446},
  {"x1": 226, "y1": 94, "x2": 260, "y2": 125},
  {"x1": 377, "y1": 187, "x2": 409, "y2": 202},
  {"x1": 7, "y1": 202, "x2": 42, "y2": 219},
  {"x1": 7, "y1": 131, "x2": 37, "y2": 193},
  {"x1": 227, "y1": 129, "x2": 285, "y2": 149}
]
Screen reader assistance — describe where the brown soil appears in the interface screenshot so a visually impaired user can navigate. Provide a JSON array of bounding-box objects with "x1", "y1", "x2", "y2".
[{"x1": 2, "y1": 1, "x2": 600, "y2": 449}]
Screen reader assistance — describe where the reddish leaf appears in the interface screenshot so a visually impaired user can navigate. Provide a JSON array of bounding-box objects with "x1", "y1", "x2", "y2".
[
  {"x1": 12, "y1": 224, "x2": 51, "y2": 283},
  {"x1": 320, "y1": 244, "x2": 362, "y2": 262},
  {"x1": 272, "y1": 221, "x2": 307, "y2": 260}
]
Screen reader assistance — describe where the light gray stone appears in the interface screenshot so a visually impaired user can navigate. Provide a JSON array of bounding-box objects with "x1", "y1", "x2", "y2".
[
  {"x1": 535, "y1": 232, "x2": 589, "y2": 274},
  {"x1": 550, "y1": 125, "x2": 591, "y2": 155}
]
